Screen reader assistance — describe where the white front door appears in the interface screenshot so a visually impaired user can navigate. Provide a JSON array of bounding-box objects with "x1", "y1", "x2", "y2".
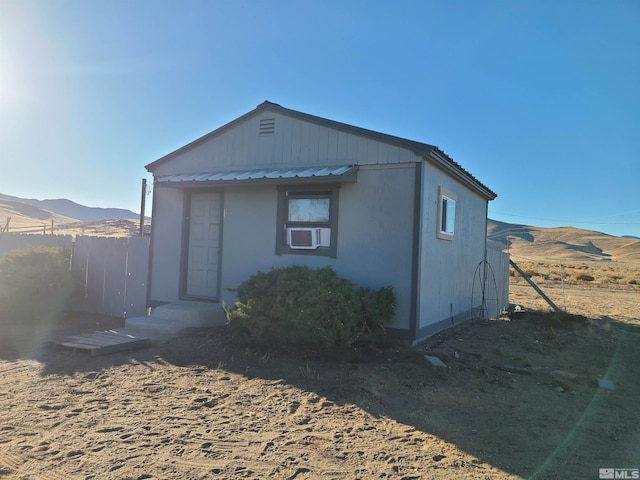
[{"x1": 186, "y1": 192, "x2": 222, "y2": 300}]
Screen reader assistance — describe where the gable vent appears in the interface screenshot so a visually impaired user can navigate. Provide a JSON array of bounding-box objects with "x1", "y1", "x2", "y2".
[{"x1": 259, "y1": 118, "x2": 275, "y2": 135}]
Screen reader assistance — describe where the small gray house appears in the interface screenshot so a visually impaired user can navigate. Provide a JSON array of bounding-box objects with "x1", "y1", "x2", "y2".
[{"x1": 144, "y1": 101, "x2": 505, "y2": 343}]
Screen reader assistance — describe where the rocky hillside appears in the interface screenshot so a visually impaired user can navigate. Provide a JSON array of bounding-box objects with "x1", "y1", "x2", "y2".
[{"x1": 487, "y1": 219, "x2": 640, "y2": 264}]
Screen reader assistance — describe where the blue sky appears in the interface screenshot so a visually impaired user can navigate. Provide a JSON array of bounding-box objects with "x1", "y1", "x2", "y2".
[{"x1": 0, "y1": 0, "x2": 638, "y2": 237}]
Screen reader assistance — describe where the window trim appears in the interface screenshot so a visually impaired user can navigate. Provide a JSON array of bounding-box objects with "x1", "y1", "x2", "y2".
[
  {"x1": 276, "y1": 184, "x2": 340, "y2": 258},
  {"x1": 437, "y1": 186, "x2": 457, "y2": 241}
]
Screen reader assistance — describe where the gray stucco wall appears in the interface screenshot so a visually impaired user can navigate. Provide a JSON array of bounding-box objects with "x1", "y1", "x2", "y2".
[
  {"x1": 148, "y1": 186, "x2": 185, "y2": 303},
  {"x1": 149, "y1": 160, "x2": 495, "y2": 341},
  {"x1": 331, "y1": 164, "x2": 416, "y2": 329},
  {"x1": 219, "y1": 164, "x2": 416, "y2": 330},
  {"x1": 415, "y1": 162, "x2": 489, "y2": 341},
  {"x1": 146, "y1": 107, "x2": 498, "y2": 340},
  {"x1": 149, "y1": 164, "x2": 417, "y2": 331}
]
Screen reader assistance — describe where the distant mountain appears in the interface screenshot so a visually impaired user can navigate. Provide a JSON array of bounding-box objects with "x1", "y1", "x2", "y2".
[
  {"x1": 487, "y1": 219, "x2": 640, "y2": 263},
  {"x1": 0, "y1": 193, "x2": 142, "y2": 221},
  {"x1": 1, "y1": 192, "x2": 637, "y2": 262}
]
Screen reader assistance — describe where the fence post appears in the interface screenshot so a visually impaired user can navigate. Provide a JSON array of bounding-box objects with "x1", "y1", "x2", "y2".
[{"x1": 510, "y1": 260, "x2": 562, "y2": 312}]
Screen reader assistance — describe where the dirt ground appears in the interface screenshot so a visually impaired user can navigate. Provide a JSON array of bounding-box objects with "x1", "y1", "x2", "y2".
[{"x1": 0, "y1": 280, "x2": 638, "y2": 480}]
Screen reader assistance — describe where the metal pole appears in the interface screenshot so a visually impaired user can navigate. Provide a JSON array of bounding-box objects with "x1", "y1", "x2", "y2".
[
  {"x1": 560, "y1": 262, "x2": 567, "y2": 311},
  {"x1": 509, "y1": 259, "x2": 562, "y2": 312},
  {"x1": 139, "y1": 178, "x2": 147, "y2": 237}
]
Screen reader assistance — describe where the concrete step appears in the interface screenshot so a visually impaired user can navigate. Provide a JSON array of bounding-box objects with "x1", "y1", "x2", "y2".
[
  {"x1": 125, "y1": 302, "x2": 227, "y2": 341},
  {"x1": 152, "y1": 301, "x2": 224, "y2": 325}
]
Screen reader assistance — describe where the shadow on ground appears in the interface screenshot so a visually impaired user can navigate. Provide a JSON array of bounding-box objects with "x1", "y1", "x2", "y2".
[{"x1": 2, "y1": 310, "x2": 639, "y2": 479}]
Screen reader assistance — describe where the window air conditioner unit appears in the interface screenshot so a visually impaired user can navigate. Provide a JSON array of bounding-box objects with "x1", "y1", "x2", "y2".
[{"x1": 287, "y1": 227, "x2": 322, "y2": 249}]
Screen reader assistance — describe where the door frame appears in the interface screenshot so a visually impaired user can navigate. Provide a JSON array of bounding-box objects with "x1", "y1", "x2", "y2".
[{"x1": 180, "y1": 188, "x2": 224, "y2": 301}]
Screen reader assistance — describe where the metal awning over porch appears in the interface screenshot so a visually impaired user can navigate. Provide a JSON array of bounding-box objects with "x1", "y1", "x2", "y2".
[{"x1": 156, "y1": 165, "x2": 357, "y2": 187}]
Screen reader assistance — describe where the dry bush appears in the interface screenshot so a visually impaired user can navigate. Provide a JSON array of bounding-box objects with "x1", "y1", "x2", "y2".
[
  {"x1": 576, "y1": 273, "x2": 595, "y2": 282},
  {"x1": 511, "y1": 259, "x2": 640, "y2": 289},
  {"x1": 0, "y1": 246, "x2": 74, "y2": 328}
]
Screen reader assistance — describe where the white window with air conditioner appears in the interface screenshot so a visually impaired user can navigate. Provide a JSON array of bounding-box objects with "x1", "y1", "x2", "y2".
[
  {"x1": 276, "y1": 186, "x2": 339, "y2": 257},
  {"x1": 287, "y1": 227, "x2": 331, "y2": 249}
]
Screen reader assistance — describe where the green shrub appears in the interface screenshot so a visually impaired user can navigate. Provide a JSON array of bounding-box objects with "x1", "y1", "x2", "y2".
[
  {"x1": 0, "y1": 246, "x2": 74, "y2": 327},
  {"x1": 224, "y1": 265, "x2": 396, "y2": 353},
  {"x1": 357, "y1": 285, "x2": 396, "y2": 341}
]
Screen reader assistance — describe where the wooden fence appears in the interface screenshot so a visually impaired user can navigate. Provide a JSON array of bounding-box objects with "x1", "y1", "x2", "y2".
[
  {"x1": 0, "y1": 232, "x2": 74, "y2": 256},
  {"x1": 0, "y1": 233, "x2": 149, "y2": 318},
  {"x1": 72, "y1": 236, "x2": 150, "y2": 318}
]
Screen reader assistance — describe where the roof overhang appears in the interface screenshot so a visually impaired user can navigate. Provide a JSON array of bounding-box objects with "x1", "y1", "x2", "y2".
[
  {"x1": 155, "y1": 165, "x2": 358, "y2": 188},
  {"x1": 424, "y1": 150, "x2": 497, "y2": 201}
]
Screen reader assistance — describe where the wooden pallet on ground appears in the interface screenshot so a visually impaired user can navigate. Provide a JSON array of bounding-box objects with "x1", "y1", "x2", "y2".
[{"x1": 51, "y1": 330, "x2": 150, "y2": 356}]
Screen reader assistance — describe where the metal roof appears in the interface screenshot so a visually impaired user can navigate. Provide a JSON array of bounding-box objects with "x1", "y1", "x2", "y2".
[{"x1": 156, "y1": 165, "x2": 357, "y2": 186}]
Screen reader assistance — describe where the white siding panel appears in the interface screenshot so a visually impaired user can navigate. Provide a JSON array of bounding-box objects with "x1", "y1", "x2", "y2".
[
  {"x1": 273, "y1": 119, "x2": 285, "y2": 164},
  {"x1": 376, "y1": 142, "x2": 391, "y2": 164},
  {"x1": 346, "y1": 133, "x2": 358, "y2": 161},
  {"x1": 327, "y1": 128, "x2": 339, "y2": 161},
  {"x1": 365, "y1": 138, "x2": 379, "y2": 164},
  {"x1": 258, "y1": 135, "x2": 275, "y2": 166},
  {"x1": 317, "y1": 126, "x2": 329, "y2": 163},
  {"x1": 357, "y1": 136, "x2": 369, "y2": 163},
  {"x1": 281, "y1": 115, "x2": 294, "y2": 164},
  {"x1": 336, "y1": 131, "x2": 349, "y2": 162},
  {"x1": 378, "y1": 142, "x2": 400, "y2": 164},
  {"x1": 301, "y1": 119, "x2": 314, "y2": 163}
]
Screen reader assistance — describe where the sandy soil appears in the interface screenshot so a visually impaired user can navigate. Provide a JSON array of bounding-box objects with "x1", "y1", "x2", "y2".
[{"x1": 1, "y1": 281, "x2": 639, "y2": 480}]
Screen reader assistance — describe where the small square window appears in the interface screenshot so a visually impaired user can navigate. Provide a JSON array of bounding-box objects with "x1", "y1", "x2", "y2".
[{"x1": 437, "y1": 187, "x2": 457, "y2": 240}]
